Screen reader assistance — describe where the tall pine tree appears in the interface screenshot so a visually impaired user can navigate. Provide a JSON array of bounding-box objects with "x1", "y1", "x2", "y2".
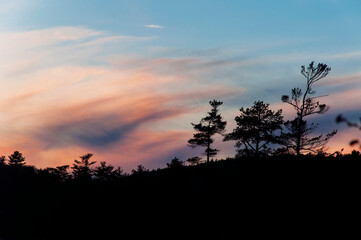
[
  {"x1": 281, "y1": 62, "x2": 336, "y2": 156},
  {"x1": 188, "y1": 100, "x2": 227, "y2": 163}
]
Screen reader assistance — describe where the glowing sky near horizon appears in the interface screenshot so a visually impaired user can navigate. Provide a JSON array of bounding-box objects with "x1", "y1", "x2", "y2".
[{"x1": 1, "y1": 0, "x2": 361, "y2": 171}]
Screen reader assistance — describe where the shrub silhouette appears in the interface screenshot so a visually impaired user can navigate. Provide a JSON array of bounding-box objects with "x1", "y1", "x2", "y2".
[
  {"x1": 167, "y1": 157, "x2": 184, "y2": 168},
  {"x1": 186, "y1": 156, "x2": 202, "y2": 165}
]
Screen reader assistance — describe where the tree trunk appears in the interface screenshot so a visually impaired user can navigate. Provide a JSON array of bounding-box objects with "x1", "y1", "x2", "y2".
[
  {"x1": 206, "y1": 121, "x2": 211, "y2": 163},
  {"x1": 206, "y1": 138, "x2": 210, "y2": 163},
  {"x1": 296, "y1": 118, "x2": 302, "y2": 157}
]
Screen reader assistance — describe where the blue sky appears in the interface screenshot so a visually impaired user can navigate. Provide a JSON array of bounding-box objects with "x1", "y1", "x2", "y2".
[
  {"x1": 1, "y1": 0, "x2": 361, "y2": 170},
  {"x1": 4, "y1": 0, "x2": 361, "y2": 50}
]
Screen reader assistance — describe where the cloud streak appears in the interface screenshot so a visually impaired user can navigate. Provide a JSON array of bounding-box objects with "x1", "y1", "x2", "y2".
[
  {"x1": 145, "y1": 24, "x2": 164, "y2": 29},
  {"x1": 0, "y1": 26, "x2": 242, "y2": 170}
]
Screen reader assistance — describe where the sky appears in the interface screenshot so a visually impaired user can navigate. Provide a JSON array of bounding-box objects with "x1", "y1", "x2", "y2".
[{"x1": 1, "y1": 0, "x2": 361, "y2": 171}]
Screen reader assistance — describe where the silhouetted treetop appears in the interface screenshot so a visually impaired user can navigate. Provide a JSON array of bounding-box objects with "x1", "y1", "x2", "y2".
[
  {"x1": 113, "y1": 166, "x2": 125, "y2": 178},
  {"x1": 186, "y1": 156, "x2": 202, "y2": 166},
  {"x1": 188, "y1": 99, "x2": 227, "y2": 163},
  {"x1": 8, "y1": 151, "x2": 26, "y2": 167},
  {"x1": 71, "y1": 153, "x2": 96, "y2": 180},
  {"x1": 167, "y1": 157, "x2": 184, "y2": 168},
  {"x1": 224, "y1": 101, "x2": 283, "y2": 157},
  {"x1": 282, "y1": 62, "x2": 331, "y2": 117},
  {"x1": 94, "y1": 161, "x2": 123, "y2": 181},
  {"x1": 45, "y1": 165, "x2": 70, "y2": 182},
  {"x1": 0, "y1": 155, "x2": 6, "y2": 166},
  {"x1": 301, "y1": 61, "x2": 331, "y2": 83},
  {"x1": 281, "y1": 61, "x2": 336, "y2": 156},
  {"x1": 131, "y1": 164, "x2": 149, "y2": 175},
  {"x1": 94, "y1": 161, "x2": 114, "y2": 180}
]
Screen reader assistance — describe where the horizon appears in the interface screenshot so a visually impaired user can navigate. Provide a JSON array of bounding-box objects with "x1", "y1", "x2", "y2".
[{"x1": 1, "y1": 0, "x2": 361, "y2": 171}]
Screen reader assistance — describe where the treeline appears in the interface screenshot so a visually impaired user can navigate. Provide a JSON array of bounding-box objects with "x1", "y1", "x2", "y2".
[
  {"x1": 0, "y1": 151, "x2": 140, "y2": 183},
  {"x1": 2, "y1": 146, "x2": 361, "y2": 186},
  {"x1": 2, "y1": 151, "x2": 361, "y2": 239}
]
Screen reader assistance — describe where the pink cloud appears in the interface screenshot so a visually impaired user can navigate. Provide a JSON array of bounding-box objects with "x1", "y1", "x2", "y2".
[
  {"x1": 0, "y1": 27, "x2": 241, "y2": 170},
  {"x1": 319, "y1": 71, "x2": 361, "y2": 87},
  {"x1": 325, "y1": 127, "x2": 361, "y2": 154}
]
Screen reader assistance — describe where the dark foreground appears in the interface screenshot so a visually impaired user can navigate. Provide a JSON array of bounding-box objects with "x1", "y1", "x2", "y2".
[{"x1": 1, "y1": 155, "x2": 361, "y2": 240}]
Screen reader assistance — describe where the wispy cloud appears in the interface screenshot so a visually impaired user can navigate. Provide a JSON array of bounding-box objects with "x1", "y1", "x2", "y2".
[
  {"x1": 0, "y1": 26, "x2": 241, "y2": 170},
  {"x1": 145, "y1": 24, "x2": 164, "y2": 29},
  {"x1": 328, "y1": 50, "x2": 361, "y2": 60}
]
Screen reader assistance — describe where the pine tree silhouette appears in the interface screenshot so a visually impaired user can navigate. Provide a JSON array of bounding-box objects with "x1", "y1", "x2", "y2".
[
  {"x1": 71, "y1": 153, "x2": 96, "y2": 180},
  {"x1": 224, "y1": 101, "x2": 283, "y2": 157},
  {"x1": 8, "y1": 151, "x2": 26, "y2": 167},
  {"x1": 188, "y1": 100, "x2": 227, "y2": 163},
  {"x1": 0, "y1": 155, "x2": 6, "y2": 166},
  {"x1": 281, "y1": 62, "x2": 336, "y2": 156}
]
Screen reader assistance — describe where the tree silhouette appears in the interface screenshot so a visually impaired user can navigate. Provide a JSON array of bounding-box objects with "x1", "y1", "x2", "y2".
[
  {"x1": 281, "y1": 119, "x2": 336, "y2": 155},
  {"x1": 94, "y1": 161, "x2": 123, "y2": 181},
  {"x1": 131, "y1": 164, "x2": 149, "y2": 175},
  {"x1": 45, "y1": 165, "x2": 70, "y2": 182},
  {"x1": 0, "y1": 155, "x2": 6, "y2": 166},
  {"x1": 281, "y1": 62, "x2": 336, "y2": 156},
  {"x1": 186, "y1": 156, "x2": 202, "y2": 165},
  {"x1": 188, "y1": 99, "x2": 227, "y2": 163},
  {"x1": 224, "y1": 101, "x2": 283, "y2": 157},
  {"x1": 113, "y1": 166, "x2": 125, "y2": 178},
  {"x1": 94, "y1": 161, "x2": 114, "y2": 180},
  {"x1": 8, "y1": 151, "x2": 26, "y2": 167},
  {"x1": 167, "y1": 157, "x2": 184, "y2": 168},
  {"x1": 71, "y1": 153, "x2": 96, "y2": 180}
]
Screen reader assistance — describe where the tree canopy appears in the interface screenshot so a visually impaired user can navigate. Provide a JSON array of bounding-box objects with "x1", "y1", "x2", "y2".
[{"x1": 224, "y1": 101, "x2": 283, "y2": 157}]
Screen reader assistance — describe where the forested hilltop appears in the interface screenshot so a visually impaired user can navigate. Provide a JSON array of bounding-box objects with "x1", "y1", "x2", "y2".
[
  {"x1": 1, "y1": 153, "x2": 361, "y2": 240},
  {"x1": 1, "y1": 62, "x2": 361, "y2": 239}
]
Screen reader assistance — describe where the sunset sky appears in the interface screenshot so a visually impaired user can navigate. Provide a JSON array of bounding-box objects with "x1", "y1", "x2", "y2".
[{"x1": 1, "y1": 0, "x2": 361, "y2": 171}]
